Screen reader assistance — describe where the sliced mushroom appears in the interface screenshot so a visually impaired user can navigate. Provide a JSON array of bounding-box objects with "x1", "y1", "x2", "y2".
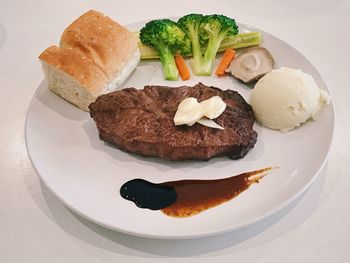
[{"x1": 226, "y1": 47, "x2": 275, "y2": 83}]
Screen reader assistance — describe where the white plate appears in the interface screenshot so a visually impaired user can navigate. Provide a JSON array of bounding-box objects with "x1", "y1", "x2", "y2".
[{"x1": 25, "y1": 21, "x2": 334, "y2": 239}]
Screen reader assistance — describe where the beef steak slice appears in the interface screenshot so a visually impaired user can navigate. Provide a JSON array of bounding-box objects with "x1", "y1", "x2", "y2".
[{"x1": 89, "y1": 82, "x2": 257, "y2": 161}]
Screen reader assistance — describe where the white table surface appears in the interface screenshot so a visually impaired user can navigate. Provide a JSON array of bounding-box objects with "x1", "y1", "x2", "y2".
[{"x1": 1, "y1": 0, "x2": 350, "y2": 262}]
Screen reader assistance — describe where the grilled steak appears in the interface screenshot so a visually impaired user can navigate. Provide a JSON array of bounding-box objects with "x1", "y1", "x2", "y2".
[{"x1": 89, "y1": 83, "x2": 257, "y2": 161}]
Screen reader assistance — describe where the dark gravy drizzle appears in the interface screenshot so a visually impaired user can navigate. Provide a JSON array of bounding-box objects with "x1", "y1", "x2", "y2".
[{"x1": 120, "y1": 167, "x2": 272, "y2": 218}]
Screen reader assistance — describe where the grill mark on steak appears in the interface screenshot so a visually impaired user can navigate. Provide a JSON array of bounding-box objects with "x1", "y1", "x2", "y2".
[{"x1": 89, "y1": 82, "x2": 257, "y2": 161}]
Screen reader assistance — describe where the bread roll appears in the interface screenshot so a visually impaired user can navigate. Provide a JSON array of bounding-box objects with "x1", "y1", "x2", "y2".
[{"x1": 39, "y1": 10, "x2": 140, "y2": 111}]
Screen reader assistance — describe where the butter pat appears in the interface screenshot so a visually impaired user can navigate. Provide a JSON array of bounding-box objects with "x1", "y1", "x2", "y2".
[
  {"x1": 174, "y1": 98, "x2": 202, "y2": 126},
  {"x1": 174, "y1": 96, "x2": 226, "y2": 129},
  {"x1": 197, "y1": 118, "x2": 224, "y2": 130},
  {"x1": 200, "y1": 96, "x2": 226, "y2": 119}
]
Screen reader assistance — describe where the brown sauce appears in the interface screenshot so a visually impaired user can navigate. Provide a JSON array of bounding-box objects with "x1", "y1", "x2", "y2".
[{"x1": 120, "y1": 167, "x2": 272, "y2": 218}]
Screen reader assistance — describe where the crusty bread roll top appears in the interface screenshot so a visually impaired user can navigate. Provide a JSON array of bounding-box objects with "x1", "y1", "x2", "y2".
[{"x1": 39, "y1": 10, "x2": 140, "y2": 111}]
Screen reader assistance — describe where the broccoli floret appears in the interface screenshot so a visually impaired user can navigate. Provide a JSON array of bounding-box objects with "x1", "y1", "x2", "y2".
[
  {"x1": 177, "y1": 14, "x2": 203, "y2": 75},
  {"x1": 178, "y1": 14, "x2": 238, "y2": 76},
  {"x1": 139, "y1": 19, "x2": 189, "y2": 80},
  {"x1": 199, "y1": 15, "x2": 238, "y2": 75}
]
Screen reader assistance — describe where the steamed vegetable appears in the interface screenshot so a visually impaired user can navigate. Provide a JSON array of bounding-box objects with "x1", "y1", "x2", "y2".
[
  {"x1": 138, "y1": 15, "x2": 262, "y2": 79},
  {"x1": 197, "y1": 14, "x2": 238, "y2": 75},
  {"x1": 139, "y1": 19, "x2": 190, "y2": 80},
  {"x1": 177, "y1": 14, "x2": 238, "y2": 75},
  {"x1": 137, "y1": 31, "x2": 262, "y2": 59},
  {"x1": 175, "y1": 55, "x2": 191, "y2": 80},
  {"x1": 177, "y1": 14, "x2": 204, "y2": 75},
  {"x1": 215, "y1": 48, "x2": 236, "y2": 76}
]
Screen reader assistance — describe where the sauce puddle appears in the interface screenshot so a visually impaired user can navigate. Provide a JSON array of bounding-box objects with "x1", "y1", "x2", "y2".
[{"x1": 120, "y1": 167, "x2": 272, "y2": 218}]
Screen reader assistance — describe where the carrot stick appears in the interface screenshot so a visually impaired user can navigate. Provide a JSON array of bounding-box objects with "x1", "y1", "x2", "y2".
[
  {"x1": 215, "y1": 48, "x2": 236, "y2": 76},
  {"x1": 175, "y1": 54, "x2": 190, "y2": 80}
]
